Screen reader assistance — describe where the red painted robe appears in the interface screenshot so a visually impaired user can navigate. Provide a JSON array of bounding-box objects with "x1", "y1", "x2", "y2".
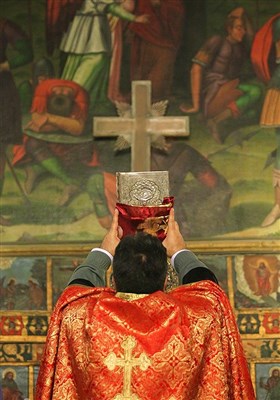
[
  {"x1": 35, "y1": 281, "x2": 255, "y2": 400},
  {"x1": 251, "y1": 13, "x2": 280, "y2": 84},
  {"x1": 12, "y1": 78, "x2": 99, "y2": 167},
  {"x1": 129, "y1": 0, "x2": 185, "y2": 101},
  {"x1": 251, "y1": 13, "x2": 280, "y2": 126}
]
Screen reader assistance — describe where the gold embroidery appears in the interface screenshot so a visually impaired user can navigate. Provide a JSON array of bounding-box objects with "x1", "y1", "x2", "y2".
[
  {"x1": 104, "y1": 336, "x2": 151, "y2": 400},
  {"x1": 116, "y1": 292, "x2": 148, "y2": 301},
  {"x1": 136, "y1": 215, "x2": 168, "y2": 236},
  {"x1": 153, "y1": 335, "x2": 191, "y2": 389}
]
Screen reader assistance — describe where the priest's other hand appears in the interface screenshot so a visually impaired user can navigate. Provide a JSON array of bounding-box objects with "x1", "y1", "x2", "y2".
[
  {"x1": 162, "y1": 208, "x2": 186, "y2": 257},
  {"x1": 100, "y1": 209, "x2": 123, "y2": 256}
]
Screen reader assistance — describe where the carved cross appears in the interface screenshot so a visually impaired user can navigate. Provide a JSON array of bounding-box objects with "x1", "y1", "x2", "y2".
[
  {"x1": 93, "y1": 81, "x2": 189, "y2": 171},
  {"x1": 104, "y1": 336, "x2": 151, "y2": 399}
]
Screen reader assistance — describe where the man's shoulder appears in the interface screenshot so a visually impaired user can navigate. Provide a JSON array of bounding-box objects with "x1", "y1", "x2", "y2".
[
  {"x1": 56, "y1": 285, "x2": 114, "y2": 314},
  {"x1": 202, "y1": 34, "x2": 224, "y2": 49},
  {"x1": 169, "y1": 280, "x2": 227, "y2": 314}
]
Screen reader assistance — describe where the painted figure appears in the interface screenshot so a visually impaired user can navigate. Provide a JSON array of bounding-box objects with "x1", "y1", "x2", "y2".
[
  {"x1": 1, "y1": 370, "x2": 24, "y2": 400},
  {"x1": 28, "y1": 278, "x2": 44, "y2": 309},
  {"x1": 251, "y1": 14, "x2": 280, "y2": 227},
  {"x1": 181, "y1": 7, "x2": 261, "y2": 144},
  {"x1": 255, "y1": 261, "x2": 271, "y2": 296},
  {"x1": 46, "y1": 0, "x2": 149, "y2": 114},
  {"x1": 13, "y1": 78, "x2": 99, "y2": 206},
  {"x1": 0, "y1": 18, "x2": 33, "y2": 225},
  {"x1": 129, "y1": 0, "x2": 185, "y2": 101},
  {"x1": 13, "y1": 59, "x2": 118, "y2": 224},
  {"x1": 260, "y1": 368, "x2": 280, "y2": 400},
  {"x1": 5, "y1": 279, "x2": 16, "y2": 310},
  {"x1": 108, "y1": 0, "x2": 136, "y2": 102}
]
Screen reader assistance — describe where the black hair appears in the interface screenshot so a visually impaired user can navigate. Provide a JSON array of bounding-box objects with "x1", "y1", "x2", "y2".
[
  {"x1": 113, "y1": 232, "x2": 168, "y2": 294},
  {"x1": 225, "y1": 15, "x2": 245, "y2": 32}
]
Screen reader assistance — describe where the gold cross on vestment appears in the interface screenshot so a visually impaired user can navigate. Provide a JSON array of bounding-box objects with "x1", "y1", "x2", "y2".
[
  {"x1": 93, "y1": 80, "x2": 189, "y2": 171},
  {"x1": 104, "y1": 336, "x2": 151, "y2": 400}
]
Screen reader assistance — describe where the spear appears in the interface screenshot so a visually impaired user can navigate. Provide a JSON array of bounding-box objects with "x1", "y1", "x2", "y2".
[
  {"x1": 206, "y1": 126, "x2": 262, "y2": 159},
  {"x1": 263, "y1": 149, "x2": 277, "y2": 169},
  {"x1": 5, "y1": 152, "x2": 30, "y2": 204}
]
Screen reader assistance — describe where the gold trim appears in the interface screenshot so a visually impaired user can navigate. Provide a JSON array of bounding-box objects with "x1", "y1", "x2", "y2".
[
  {"x1": 1, "y1": 239, "x2": 279, "y2": 256},
  {"x1": 227, "y1": 256, "x2": 235, "y2": 308},
  {"x1": 116, "y1": 292, "x2": 148, "y2": 301},
  {"x1": 29, "y1": 365, "x2": 34, "y2": 400},
  {"x1": 46, "y1": 257, "x2": 53, "y2": 312},
  {"x1": 0, "y1": 336, "x2": 46, "y2": 342},
  {"x1": 0, "y1": 362, "x2": 41, "y2": 367}
]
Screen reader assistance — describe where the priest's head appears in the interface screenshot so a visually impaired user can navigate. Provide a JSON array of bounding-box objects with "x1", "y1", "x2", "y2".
[{"x1": 112, "y1": 232, "x2": 168, "y2": 294}]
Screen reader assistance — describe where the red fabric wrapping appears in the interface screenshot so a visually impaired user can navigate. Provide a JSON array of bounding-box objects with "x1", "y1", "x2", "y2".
[
  {"x1": 103, "y1": 172, "x2": 117, "y2": 216},
  {"x1": 116, "y1": 197, "x2": 174, "y2": 240}
]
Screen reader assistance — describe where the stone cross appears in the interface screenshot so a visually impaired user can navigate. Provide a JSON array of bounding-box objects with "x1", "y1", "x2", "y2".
[
  {"x1": 104, "y1": 336, "x2": 151, "y2": 399},
  {"x1": 93, "y1": 81, "x2": 189, "y2": 171}
]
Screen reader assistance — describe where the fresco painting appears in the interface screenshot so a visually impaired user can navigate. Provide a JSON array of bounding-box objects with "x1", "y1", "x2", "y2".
[
  {"x1": 0, "y1": 365, "x2": 29, "y2": 400},
  {"x1": 255, "y1": 363, "x2": 280, "y2": 400},
  {"x1": 233, "y1": 255, "x2": 280, "y2": 309},
  {"x1": 52, "y1": 256, "x2": 83, "y2": 302},
  {"x1": 0, "y1": 256, "x2": 47, "y2": 311},
  {"x1": 0, "y1": 0, "x2": 279, "y2": 243},
  {"x1": 242, "y1": 338, "x2": 280, "y2": 360},
  {"x1": 0, "y1": 1, "x2": 280, "y2": 399}
]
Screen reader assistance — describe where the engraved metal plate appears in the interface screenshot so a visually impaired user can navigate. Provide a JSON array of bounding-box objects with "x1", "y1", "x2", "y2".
[{"x1": 116, "y1": 171, "x2": 169, "y2": 206}]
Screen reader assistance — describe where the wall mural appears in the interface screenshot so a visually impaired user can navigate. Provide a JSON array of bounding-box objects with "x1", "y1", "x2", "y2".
[
  {"x1": 0, "y1": 0, "x2": 279, "y2": 243},
  {"x1": 0, "y1": 1, "x2": 280, "y2": 399}
]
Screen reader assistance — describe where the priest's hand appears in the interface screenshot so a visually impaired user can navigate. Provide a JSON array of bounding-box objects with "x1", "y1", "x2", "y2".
[
  {"x1": 162, "y1": 208, "x2": 186, "y2": 257},
  {"x1": 100, "y1": 209, "x2": 123, "y2": 256}
]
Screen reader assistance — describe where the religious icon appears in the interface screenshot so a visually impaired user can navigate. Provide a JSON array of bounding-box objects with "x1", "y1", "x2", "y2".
[
  {"x1": 259, "y1": 366, "x2": 280, "y2": 400},
  {"x1": 0, "y1": 257, "x2": 47, "y2": 311},
  {"x1": 252, "y1": 260, "x2": 274, "y2": 297},
  {"x1": 234, "y1": 255, "x2": 280, "y2": 308},
  {"x1": 1, "y1": 367, "x2": 26, "y2": 399}
]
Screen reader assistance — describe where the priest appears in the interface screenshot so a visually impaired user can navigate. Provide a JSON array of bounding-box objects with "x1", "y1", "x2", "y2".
[{"x1": 35, "y1": 208, "x2": 255, "y2": 399}]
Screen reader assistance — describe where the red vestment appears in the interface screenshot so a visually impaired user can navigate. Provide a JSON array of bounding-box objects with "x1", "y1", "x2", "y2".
[{"x1": 35, "y1": 281, "x2": 255, "y2": 400}]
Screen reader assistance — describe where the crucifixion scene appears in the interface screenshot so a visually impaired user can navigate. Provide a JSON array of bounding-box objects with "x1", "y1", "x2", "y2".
[{"x1": 0, "y1": 0, "x2": 279, "y2": 243}]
